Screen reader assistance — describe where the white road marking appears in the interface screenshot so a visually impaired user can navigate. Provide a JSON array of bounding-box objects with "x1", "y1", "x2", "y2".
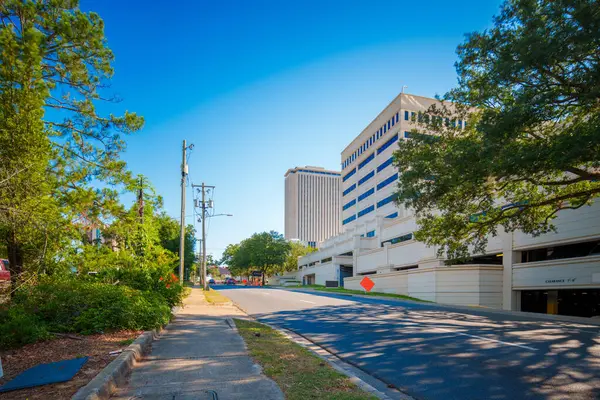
[
  {"x1": 435, "y1": 327, "x2": 537, "y2": 351},
  {"x1": 299, "y1": 300, "x2": 316, "y2": 304}
]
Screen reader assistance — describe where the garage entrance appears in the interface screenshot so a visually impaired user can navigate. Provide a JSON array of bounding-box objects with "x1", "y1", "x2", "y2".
[
  {"x1": 303, "y1": 274, "x2": 316, "y2": 285},
  {"x1": 521, "y1": 289, "x2": 600, "y2": 318},
  {"x1": 339, "y1": 265, "x2": 353, "y2": 287}
]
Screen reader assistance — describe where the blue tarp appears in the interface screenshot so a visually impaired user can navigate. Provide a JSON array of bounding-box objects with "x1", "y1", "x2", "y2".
[{"x1": 0, "y1": 356, "x2": 88, "y2": 393}]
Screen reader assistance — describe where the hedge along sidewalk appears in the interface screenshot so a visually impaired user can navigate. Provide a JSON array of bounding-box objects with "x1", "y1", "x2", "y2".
[{"x1": 234, "y1": 318, "x2": 383, "y2": 400}]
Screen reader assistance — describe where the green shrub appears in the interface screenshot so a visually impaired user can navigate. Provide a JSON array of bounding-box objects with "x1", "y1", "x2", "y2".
[
  {"x1": 14, "y1": 277, "x2": 171, "y2": 335},
  {"x1": 0, "y1": 305, "x2": 50, "y2": 349},
  {"x1": 91, "y1": 265, "x2": 186, "y2": 308}
]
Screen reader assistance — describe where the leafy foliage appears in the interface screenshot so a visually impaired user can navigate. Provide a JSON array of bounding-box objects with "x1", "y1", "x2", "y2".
[
  {"x1": 14, "y1": 277, "x2": 171, "y2": 336},
  {"x1": 0, "y1": 1, "x2": 195, "y2": 350},
  {"x1": 208, "y1": 266, "x2": 222, "y2": 279},
  {"x1": 221, "y1": 243, "x2": 245, "y2": 277},
  {"x1": 0, "y1": 305, "x2": 50, "y2": 349},
  {"x1": 394, "y1": 0, "x2": 600, "y2": 259},
  {"x1": 155, "y1": 212, "x2": 196, "y2": 279},
  {"x1": 225, "y1": 232, "x2": 291, "y2": 283},
  {"x1": 283, "y1": 241, "x2": 317, "y2": 273},
  {"x1": 0, "y1": 0, "x2": 144, "y2": 288}
]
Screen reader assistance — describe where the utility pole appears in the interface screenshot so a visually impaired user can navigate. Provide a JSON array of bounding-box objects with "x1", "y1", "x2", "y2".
[
  {"x1": 192, "y1": 183, "x2": 215, "y2": 290},
  {"x1": 192, "y1": 184, "x2": 231, "y2": 290},
  {"x1": 179, "y1": 140, "x2": 194, "y2": 282},
  {"x1": 201, "y1": 182, "x2": 207, "y2": 291}
]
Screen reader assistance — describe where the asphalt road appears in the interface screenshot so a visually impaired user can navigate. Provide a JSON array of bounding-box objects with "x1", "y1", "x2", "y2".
[{"x1": 213, "y1": 285, "x2": 600, "y2": 400}]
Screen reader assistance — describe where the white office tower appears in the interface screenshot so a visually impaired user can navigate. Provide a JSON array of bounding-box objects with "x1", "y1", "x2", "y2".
[{"x1": 284, "y1": 166, "x2": 341, "y2": 247}]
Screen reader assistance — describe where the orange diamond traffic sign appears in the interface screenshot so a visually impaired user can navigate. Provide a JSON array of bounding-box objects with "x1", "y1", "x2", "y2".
[{"x1": 360, "y1": 276, "x2": 375, "y2": 292}]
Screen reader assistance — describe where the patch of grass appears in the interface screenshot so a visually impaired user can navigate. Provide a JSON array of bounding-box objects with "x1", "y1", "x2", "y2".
[
  {"x1": 234, "y1": 319, "x2": 377, "y2": 400},
  {"x1": 284, "y1": 284, "x2": 325, "y2": 288},
  {"x1": 286, "y1": 283, "x2": 428, "y2": 301},
  {"x1": 203, "y1": 288, "x2": 231, "y2": 305},
  {"x1": 314, "y1": 287, "x2": 428, "y2": 302},
  {"x1": 118, "y1": 338, "x2": 135, "y2": 346}
]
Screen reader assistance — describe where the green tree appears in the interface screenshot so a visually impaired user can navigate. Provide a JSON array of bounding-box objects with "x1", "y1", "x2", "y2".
[
  {"x1": 219, "y1": 243, "x2": 239, "y2": 266},
  {"x1": 70, "y1": 181, "x2": 176, "y2": 276},
  {"x1": 232, "y1": 232, "x2": 290, "y2": 285},
  {"x1": 208, "y1": 266, "x2": 222, "y2": 280},
  {"x1": 0, "y1": 1, "x2": 143, "y2": 288},
  {"x1": 283, "y1": 241, "x2": 316, "y2": 273},
  {"x1": 220, "y1": 243, "x2": 249, "y2": 279},
  {"x1": 206, "y1": 254, "x2": 216, "y2": 266},
  {"x1": 155, "y1": 212, "x2": 196, "y2": 280},
  {"x1": 394, "y1": 0, "x2": 600, "y2": 260}
]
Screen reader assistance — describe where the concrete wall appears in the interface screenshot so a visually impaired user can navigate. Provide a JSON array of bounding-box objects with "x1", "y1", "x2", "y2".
[
  {"x1": 513, "y1": 255, "x2": 600, "y2": 290},
  {"x1": 299, "y1": 262, "x2": 338, "y2": 285},
  {"x1": 356, "y1": 248, "x2": 387, "y2": 274},
  {"x1": 354, "y1": 239, "x2": 436, "y2": 274},
  {"x1": 345, "y1": 265, "x2": 503, "y2": 307},
  {"x1": 514, "y1": 202, "x2": 600, "y2": 249}
]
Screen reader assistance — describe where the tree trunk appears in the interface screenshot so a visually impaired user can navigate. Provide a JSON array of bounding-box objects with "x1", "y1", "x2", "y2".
[{"x1": 7, "y1": 232, "x2": 23, "y2": 295}]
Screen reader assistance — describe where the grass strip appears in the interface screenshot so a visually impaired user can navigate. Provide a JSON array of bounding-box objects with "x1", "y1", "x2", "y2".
[
  {"x1": 284, "y1": 284, "x2": 325, "y2": 289},
  {"x1": 234, "y1": 319, "x2": 377, "y2": 400},
  {"x1": 312, "y1": 286, "x2": 428, "y2": 302},
  {"x1": 203, "y1": 288, "x2": 231, "y2": 305},
  {"x1": 282, "y1": 284, "x2": 426, "y2": 301}
]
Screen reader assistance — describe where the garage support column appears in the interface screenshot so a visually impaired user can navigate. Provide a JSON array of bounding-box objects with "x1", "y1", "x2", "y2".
[
  {"x1": 501, "y1": 230, "x2": 520, "y2": 311},
  {"x1": 547, "y1": 290, "x2": 559, "y2": 315},
  {"x1": 352, "y1": 235, "x2": 361, "y2": 277},
  {"x1": 376, "y1": 216, "x2": 384, "y2": 247}
]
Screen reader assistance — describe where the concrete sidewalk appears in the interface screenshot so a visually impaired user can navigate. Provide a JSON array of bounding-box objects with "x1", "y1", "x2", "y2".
[{"x1": 112, "y1": 287, "x2": 283, "y2": 400}]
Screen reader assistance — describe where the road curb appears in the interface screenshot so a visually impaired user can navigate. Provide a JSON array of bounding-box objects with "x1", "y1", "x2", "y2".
[
  {"x1": 223, "y1": 296, "x2": 409, "y2": 400},
  {"x1": 71, "y1": 306, "x2": 181, "y2": 400},
  {"x1": 71, "y1": 329, "x2": 159, "y2": 400}
]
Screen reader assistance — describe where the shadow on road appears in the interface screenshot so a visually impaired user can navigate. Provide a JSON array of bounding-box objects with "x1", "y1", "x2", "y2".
[{"x1": 250, "y1": 300, "x2": 600, "y2": 400}]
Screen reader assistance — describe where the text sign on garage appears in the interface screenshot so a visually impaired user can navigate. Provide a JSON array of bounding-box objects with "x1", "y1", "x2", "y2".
[{"x1": 360, "y1": 276, "x2": 375, "y2": 292}]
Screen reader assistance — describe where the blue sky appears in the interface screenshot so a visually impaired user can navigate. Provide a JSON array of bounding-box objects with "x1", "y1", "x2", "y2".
[{"x1": 80, "y1": 0, "x2": 503, "y2": 258}]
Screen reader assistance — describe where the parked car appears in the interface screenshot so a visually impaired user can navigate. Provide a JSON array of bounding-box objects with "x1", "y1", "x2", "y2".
[
  {"x1": 0, "y1": 259, "x2": 10, "y2": 282},
  {"x1": 208, "y1": 278, "x2": 216, "y2": 285},
  {"x1": 225, "y1": 278, "x2": 236, "y2": 285}
]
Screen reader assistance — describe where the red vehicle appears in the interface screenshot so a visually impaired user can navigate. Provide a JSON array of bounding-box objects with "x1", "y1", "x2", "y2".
[{"x1": 0, "y1": 259, "x2": 10, "y2": 282}]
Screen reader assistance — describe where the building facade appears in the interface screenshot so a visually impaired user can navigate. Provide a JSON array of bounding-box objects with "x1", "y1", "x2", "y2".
[
  {"x1": 284, "y1": 166, "x2": 341, "y2": 247},
  {"x1": 296, "y1": 92, "x2": 600, "y2": 318}
]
